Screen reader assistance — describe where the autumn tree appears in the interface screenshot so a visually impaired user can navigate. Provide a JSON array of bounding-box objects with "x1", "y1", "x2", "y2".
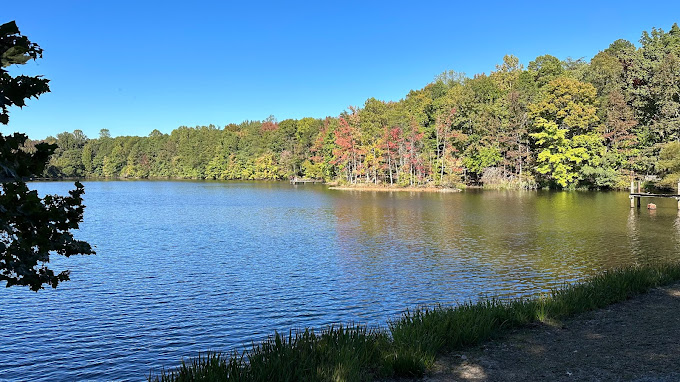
[
  {"x1": 333, "y1": 110, "x2": 362, "y2": 184},
  {"x1": 304, "y1": 117, "x2": 336, "y2": 180}
]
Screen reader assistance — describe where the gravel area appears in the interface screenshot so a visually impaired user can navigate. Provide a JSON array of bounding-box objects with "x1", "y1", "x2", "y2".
[{"x1": 423, "y1": 284, "x2": 680, "y2": 382}]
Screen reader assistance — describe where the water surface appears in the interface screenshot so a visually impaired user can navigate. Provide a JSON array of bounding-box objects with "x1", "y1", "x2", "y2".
[{"x1": 1, "y1": 181, "x2": 679, "y2": 381}]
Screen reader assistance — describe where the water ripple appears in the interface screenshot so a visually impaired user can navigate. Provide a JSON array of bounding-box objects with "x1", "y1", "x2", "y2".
[{"x1": 1, "y1": 183, "x2": 679, "y2": 381}]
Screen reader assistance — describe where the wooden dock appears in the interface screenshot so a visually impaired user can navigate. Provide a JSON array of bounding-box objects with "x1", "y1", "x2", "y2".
[
  {"x1": 290, "y1": 177, "x2": 322, "y2": 185},
  {"x1": 629, "y1": 180, "x2": 680, "y2": 209}
]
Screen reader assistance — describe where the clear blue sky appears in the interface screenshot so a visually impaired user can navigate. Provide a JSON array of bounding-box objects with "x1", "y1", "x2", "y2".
[{"x1": 3, "y1": 1, "x2": 680, "y2": 139}]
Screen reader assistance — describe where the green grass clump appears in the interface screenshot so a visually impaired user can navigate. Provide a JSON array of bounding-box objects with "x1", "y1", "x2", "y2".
[
  {"x1": 245, "y1": 326, "x2": 388, "y2": 381},
  {"x1": 150, "y1": 326, "x2": 389, "y2": 382},
  {"x1": 149, "y1": 262, "x2": 680, "y2": 382}
]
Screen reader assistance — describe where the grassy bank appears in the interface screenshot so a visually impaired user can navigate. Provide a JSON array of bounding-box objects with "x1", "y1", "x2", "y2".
[{"x1": 149, "y1": 263, "x2": 680, "y2": 382}]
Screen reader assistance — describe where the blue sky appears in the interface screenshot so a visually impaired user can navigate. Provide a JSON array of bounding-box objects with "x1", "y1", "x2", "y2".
[{"x1": 3, "y1": 1, "x2": 680, "y2": 139}]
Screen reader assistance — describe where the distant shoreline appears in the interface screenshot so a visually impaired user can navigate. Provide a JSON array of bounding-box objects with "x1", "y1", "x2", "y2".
[
  {"x1": 328, "y1": 185, "x2": 461, "y2": 193},
  {"x1": 29, "y1": 177, "x2": 466, "y2": 192}
]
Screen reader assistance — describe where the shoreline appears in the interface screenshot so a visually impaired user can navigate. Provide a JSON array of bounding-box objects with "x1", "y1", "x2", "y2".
[
  {"x1": 328, "y1": 185, "x2": 462, "y2": 193},
  {"x1": 149, "y1": 263, "x2": 680, "y2": 381}
]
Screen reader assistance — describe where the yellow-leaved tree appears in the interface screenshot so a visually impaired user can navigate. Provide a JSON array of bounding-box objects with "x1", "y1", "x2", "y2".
[{"x1": 529, "y1": 77, "x2": 601, "y2": 188}]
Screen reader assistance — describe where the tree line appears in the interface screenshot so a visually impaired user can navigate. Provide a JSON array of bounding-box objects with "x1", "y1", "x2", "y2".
[{"x1": 42, "y1": 24, "x2": 680, "y2": 189}]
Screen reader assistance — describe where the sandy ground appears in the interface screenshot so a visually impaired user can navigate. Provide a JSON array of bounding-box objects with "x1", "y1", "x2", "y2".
[{"x1": 421, "y1": 284, "x2": 680, "y2": 382}]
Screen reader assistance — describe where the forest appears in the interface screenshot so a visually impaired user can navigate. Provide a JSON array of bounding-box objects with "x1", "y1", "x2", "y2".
[{"x1": 39, "y1": 24, "x2": 680, "y2": 189}]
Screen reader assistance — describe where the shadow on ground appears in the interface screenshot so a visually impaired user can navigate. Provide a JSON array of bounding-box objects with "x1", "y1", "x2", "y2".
[{"x1": 425, "y1": 285, "x2": 680, "y2": 382}]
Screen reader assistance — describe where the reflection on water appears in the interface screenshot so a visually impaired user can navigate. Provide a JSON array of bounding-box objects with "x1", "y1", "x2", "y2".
[
  {"x1": 1, "y1": 182, "x2": 679, "y2": 381},
  {"x1": 332, "y1": 189, "x2": 680, "y2": 297}
]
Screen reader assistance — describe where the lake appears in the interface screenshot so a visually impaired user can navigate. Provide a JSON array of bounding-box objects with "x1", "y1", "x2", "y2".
[{"x1": 1, "y1": 181, "x2": 679, "y2": 381}]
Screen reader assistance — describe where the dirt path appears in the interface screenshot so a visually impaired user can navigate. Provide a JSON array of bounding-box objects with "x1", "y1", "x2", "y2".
[{"x1": 424, "y1": 284, "x2": 680, "y2": 382}]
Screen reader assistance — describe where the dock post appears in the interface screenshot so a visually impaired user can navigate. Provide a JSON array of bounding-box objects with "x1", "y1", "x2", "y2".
[{"x1": 630, "y1": 181, "x2": 635, "y2": 208}]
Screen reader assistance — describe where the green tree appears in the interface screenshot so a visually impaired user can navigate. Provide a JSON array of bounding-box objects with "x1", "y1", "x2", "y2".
[
  {"x1": 528, "y1": 54, "x2": 565, "y2": 87},
  {"x1": 0, "y1": 21, "x2": 93, "y2": 291},
  {"x1": 81, "y1": 141, "x2": 94, "y2": 173},
  {"x1": 462, "y1": 142, "x2": 501, "y2": 174},
  {"x1": 656, "y1": 141, "x2": 680, "y2": 189},
  {"x1": 529, "y1": 77, "x2": 600, "y2": 187},
  {"x1": 583, "y1": 51, "x2": 624, "y2": 98},
  {"x1": 625, "y1": 24, "x2": 680, "y2": 144}
]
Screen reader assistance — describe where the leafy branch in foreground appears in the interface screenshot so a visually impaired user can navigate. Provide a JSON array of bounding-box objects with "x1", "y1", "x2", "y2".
[
  {"x1": 0, "y1": 20, "x2": 94, "y2": 291},
  {"x1": 0, "y1": 180, "x2": 93, "y2": 290}
]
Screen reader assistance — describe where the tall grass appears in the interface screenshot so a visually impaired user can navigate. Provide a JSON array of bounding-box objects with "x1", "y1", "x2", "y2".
[
  {"x1": 150, "y1": 326, "x2": 389, "y2": 382},
  {"x1": 149, "y1": 263, "x2": 680, "y2": 381}
]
